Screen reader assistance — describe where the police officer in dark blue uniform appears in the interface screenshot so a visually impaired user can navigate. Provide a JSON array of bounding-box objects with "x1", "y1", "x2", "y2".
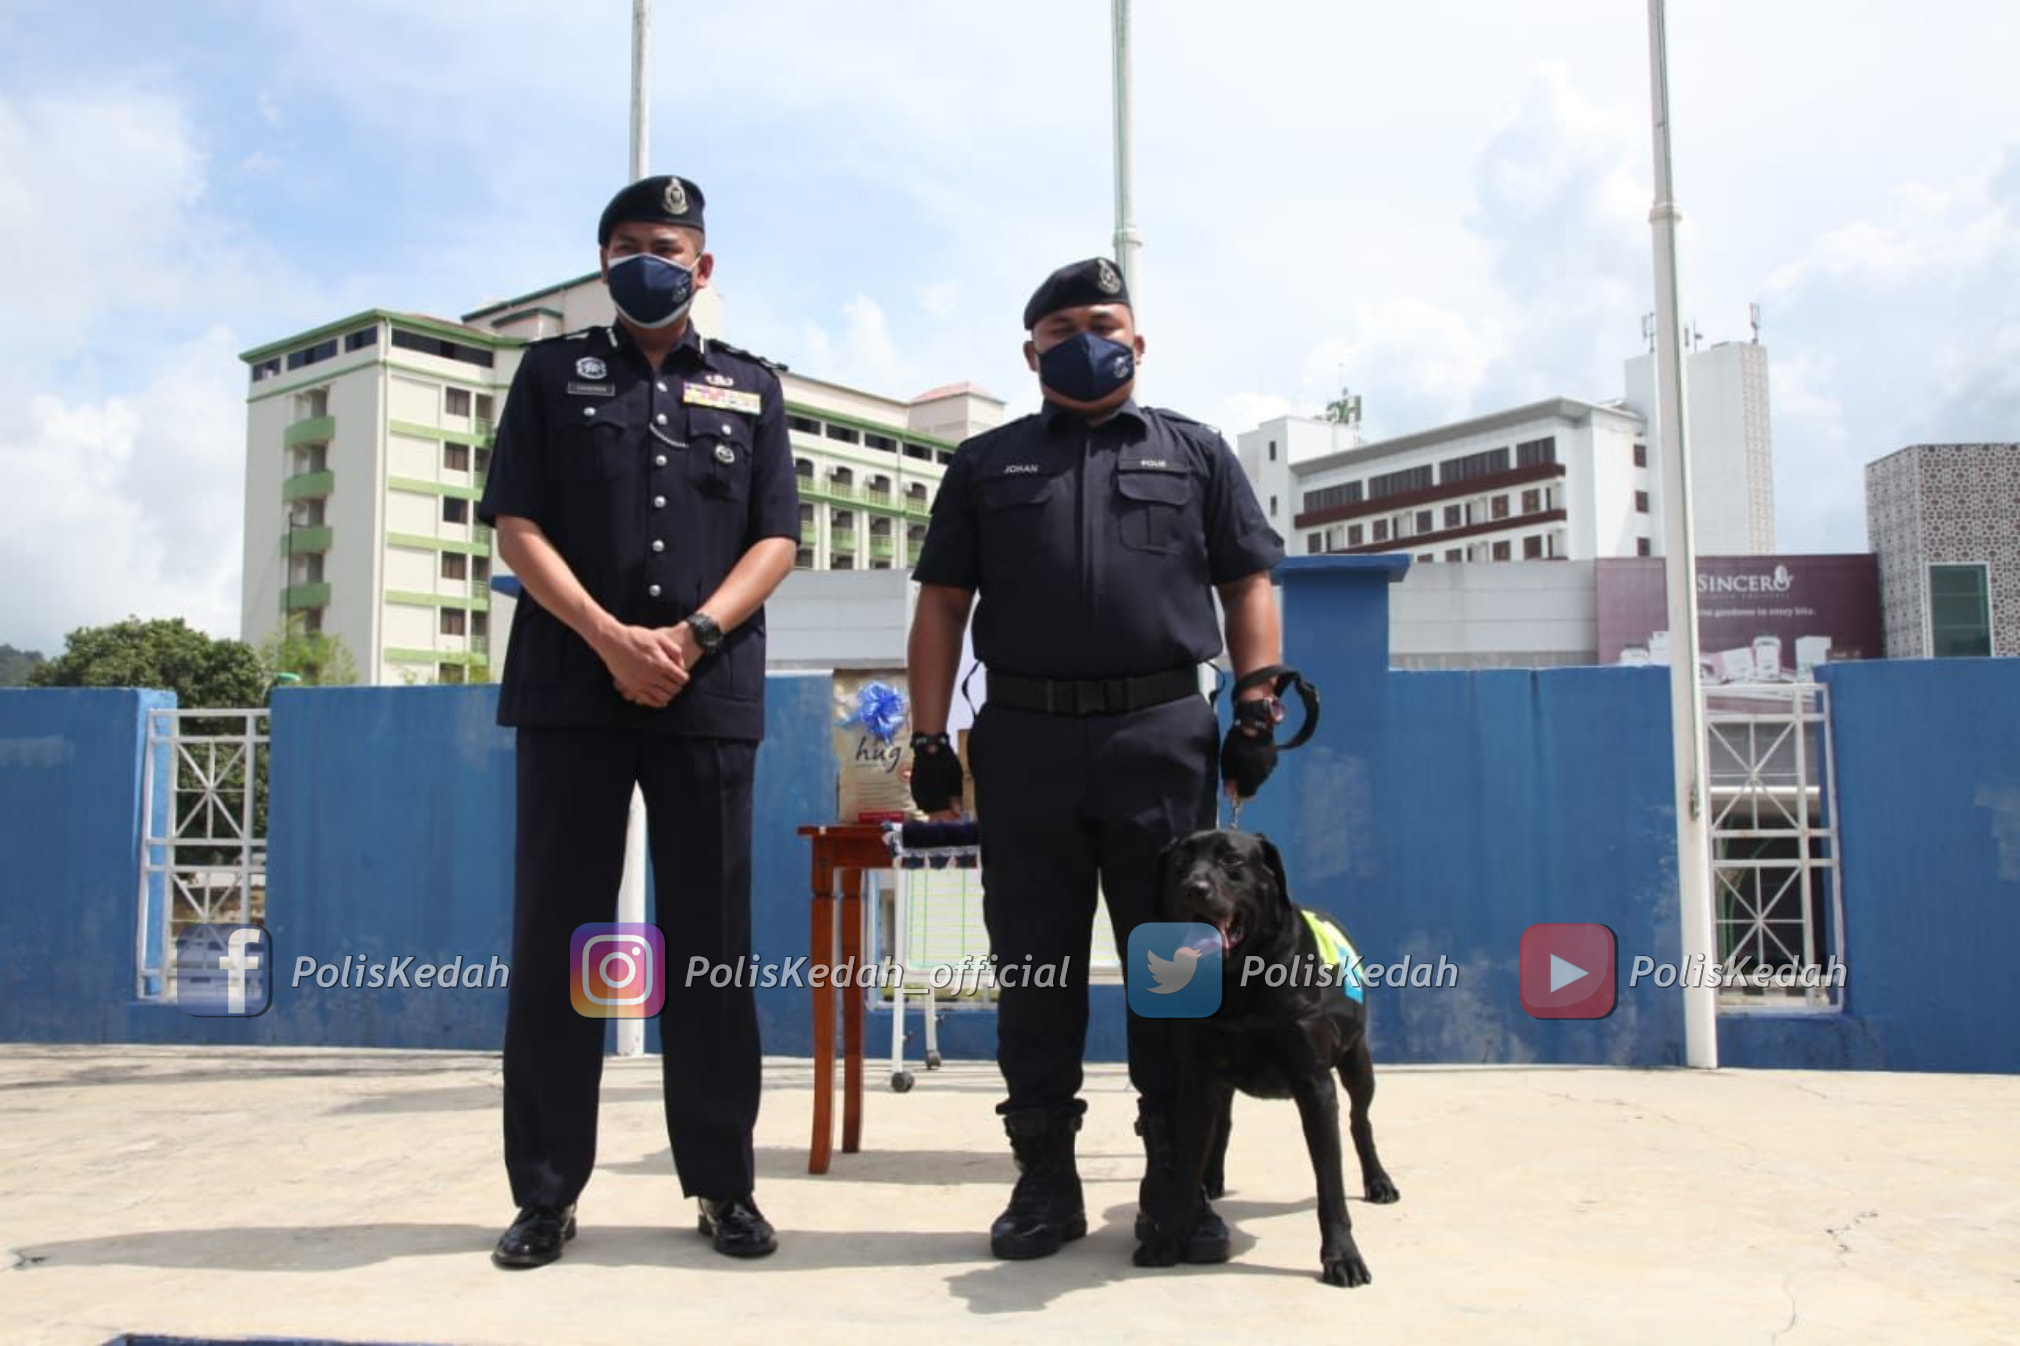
[
  {"x1": 906, "y1": 258, "x2": 1287, "y2": 1264},
  {"x1": 479, "y1": 175, "x2": 799, "y2": 1268}
]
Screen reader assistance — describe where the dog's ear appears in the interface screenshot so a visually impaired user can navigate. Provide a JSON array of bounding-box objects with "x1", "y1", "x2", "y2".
[{"x1": 1256, "y1": 833, "x2": 1293, "y2": 910}]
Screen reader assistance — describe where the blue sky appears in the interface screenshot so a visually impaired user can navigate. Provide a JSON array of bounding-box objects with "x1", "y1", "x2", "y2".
[{"x1": 1, "y1": 0, "x2": 2016, "y2": 654}]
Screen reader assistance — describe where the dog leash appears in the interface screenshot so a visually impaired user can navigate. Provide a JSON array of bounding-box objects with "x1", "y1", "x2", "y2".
[{"x1": 1219, "y1": 664, "x2": 1321, "y2": 831}]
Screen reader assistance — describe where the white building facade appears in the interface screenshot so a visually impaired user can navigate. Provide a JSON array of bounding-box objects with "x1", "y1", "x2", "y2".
[
  {"x1": 1239, "y1": 342, "x2": 1775, "y2": 568},
  {"x1": 239, "y1": 275, "x2": 999, "y2": 685}
]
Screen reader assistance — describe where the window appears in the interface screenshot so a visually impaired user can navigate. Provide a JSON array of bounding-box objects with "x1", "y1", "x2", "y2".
[
  {"x1": 1633, "y1": 442, "x2": 1648, "y2": 468},
  {"x1": 441, "y1": 553, "x2": 468, "y2": 581},
  {"x1": 1347, "y1": 524, "x2": 1364, "y2": 546},
  {"x1": 903, "y1": 443, "x2": 932, "y2": 461},
  {"x1": 1438, "y1": 448, "x2": 1509, "y2": 485},
  {"x1": 829, "y1": 466, "x2": 854, "y2": 487},
  {"x1": 474, "y1": 447, "x2": 492, "y2": 477},
  {"x1": 302, "y1": 608, "x2": 324, "y2": 634},
  {"x1": 795, "y1": 457, "x2": 813, "y2": 479},
  {"x1": 1302, "y1": 481, "x2": 1364, "y2": 513},
  {"x1": 1515, "y1": 436, "x2": 1557, "y2": 468},
  {"x1": 870, "y1": 516, "x2": 893, "y2": 538},
  {"x1": 825, "y1": 424, "x2": 860, "y2": 445},
  {"x1": 1492, "y1": 540, "x2": 1512, "y2": 562},
  {"x1": 286, "y1": 339, "x2": 339, "y2": 371},
  {"x1": 473, "y1": 557, "x2": 491, "y2": 582},
  {"x1": 906, "y1": 482, "x2": 928, "y2": 503},
  {"x1": 867, "y1": 475, "x2": 892, "y2": 499},
  {"x1": 799, "y1": 503, "x2": 814, "y2": 526},
  {"x1": 250, "y1": 357, "x2": 282, "y2": 383},
  {"x1": 935, "y1": 450, "x2": 954, "y2": 465},
  {"x1": 439, "y1": 663, "x2": 466, "y2": 684},
  {"x1": 906, "y1": 523, "x2": 925, "y2": 545},
  {"x1": 871, "y1": 559, "x2": 892, "y2": 570},
  {"x1": 1268, "y1": 440, "x2": 1278, "y2": 462},
  {"x1": 1415, "y1": 509, "x2": 1434, "y2": 534},
  {"x1": 795, "y1": 548, "x2": 814, "y2": 569},
  {"x1": 475, "y1": 394, "x2": 495, "y2": 422},
  {"x1": 787, "y1": 414, "x2": 821, "y2": 436},
  {"x1": 1491, "y1": 495, "x2": 1510, "y2": 521},
  {"x1": 1445, "y1": 549, "x2": 1462, "y2": 563},
  {"x1": 1929, "y1": 564, "x2": 1993, "y2": 656},
  {"x1": 344, "y1": 326, "x2": 378, "y2": 352},
  {"x1": 832, "y1": 553, "x2": 854, "y2": 570},
  {"x1": 1521, "y1": 488, "x2": 1541, "y2": 514},
  {"x1": 442, "y1": 497, "x2": 469, "y2": 524},
  {"x1": 866, "y1": 433, "x2": 898, "y2": 453},
  {"x1": 1635, "y1": 490, "x2": 1650, "y2": 514},
  {"x1": 444, "y1": 442, "x2": 471, "y2": 472},
  {"x1": 832, "y1": 509, "x2": 854, "y2": 531},
  {"x1": 445, "y1": 388, "x2": 473, "y2": 417},
  {"x1": 1444, "y1": 504, "x2": 1462, "y2": 529},
  {"x1": 1418, "y1": 553, "x2": 1435, "y2": 563},
  {"x1": 1307, "y1": 533, "x2": 1323, "y2": 554},
  {"x1": 390, "y1": 327, "x2": 495, "y2": 368},
  {"x1": 1369, "y1": 465, "x2": 1434, "y2": 499},
  {"x1": 440, "y1": 608, "x2": 467, "y2": 636},
  {"x1": 1523, "y1": 535, "x2": 1544, "y2": 560},
  {"x1": 1372, "y1": 519, "x2": 1389, "y2": 542},
  {"x1": 1637, "y1": 537, "x2": 1652, "y2": 557},
  {"x1": 1270, "y1": 495, "x2": 1279, "y2": 517},
  {"x1": 472, "y1": 611, "x2": 488, "y2": 639}
]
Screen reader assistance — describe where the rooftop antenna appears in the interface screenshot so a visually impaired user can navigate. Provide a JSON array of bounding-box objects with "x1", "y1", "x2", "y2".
[{"x1": 1749, "y1": 302, "x2": 1762, "y2": 345}]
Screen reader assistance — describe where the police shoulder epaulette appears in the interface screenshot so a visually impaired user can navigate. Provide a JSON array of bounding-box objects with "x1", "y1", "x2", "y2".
[{"x1": 708, "y1": 339, "x2": 788, "y2": 374}]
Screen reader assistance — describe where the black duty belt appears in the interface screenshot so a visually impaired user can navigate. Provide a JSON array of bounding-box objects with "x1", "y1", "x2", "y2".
[{"x1": 987, "y1": 666, "x2": 1201, "y2": 717}]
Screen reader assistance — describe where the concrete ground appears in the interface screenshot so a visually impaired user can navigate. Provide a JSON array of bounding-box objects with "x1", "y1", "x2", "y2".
[{"x1": 1, "y1": 1047, "x2": 2015, "y2": 1345}]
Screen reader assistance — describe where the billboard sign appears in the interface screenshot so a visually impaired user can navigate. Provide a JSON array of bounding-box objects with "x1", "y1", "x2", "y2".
[{"x1": 1595, "y1": 555, "x2": 1883, "y2": 684}]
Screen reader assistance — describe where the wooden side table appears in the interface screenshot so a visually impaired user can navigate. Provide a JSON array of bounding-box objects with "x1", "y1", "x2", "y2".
[{"x1": 797, "y1": 822, "x2": 890, "y2": 1174}]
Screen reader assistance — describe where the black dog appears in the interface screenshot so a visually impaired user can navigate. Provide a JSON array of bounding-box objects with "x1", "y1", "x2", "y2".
[{"x1": 1135, "y1": 829, "x2": 1400, "y2": 1288}]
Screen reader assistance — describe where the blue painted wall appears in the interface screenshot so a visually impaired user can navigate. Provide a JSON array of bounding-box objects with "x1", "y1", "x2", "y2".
[
  {"x1": 1719, "y1": 658, "x2": 2020, "y2": 1072},
  {"x1": 4, "y1": 588, "x2": 2017, "y2": 1075}
]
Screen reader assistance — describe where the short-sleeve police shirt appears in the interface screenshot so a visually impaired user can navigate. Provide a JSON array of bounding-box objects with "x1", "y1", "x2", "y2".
[
  {"x1": 478, "y1": 322, "x2": 799, "y2": 739},
  {"x1": 911, "y1": 400, "x2": 1283, "y2": 679}
]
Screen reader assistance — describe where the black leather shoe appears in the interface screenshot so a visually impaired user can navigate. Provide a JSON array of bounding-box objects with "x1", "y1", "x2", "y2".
[
  {"x1": 491, "y1": 1203, "x2": 576, "y2": 1269},
  {"x1": 697, "y1": 1195, "x2": 778, "y2": 1258},
  {"x1": 990, "y1": 1108, "x2": 1087, "y2": 1260},
  {"x1": 1134, "y1": 1108, "x2": 1233, "y2": 1264}
]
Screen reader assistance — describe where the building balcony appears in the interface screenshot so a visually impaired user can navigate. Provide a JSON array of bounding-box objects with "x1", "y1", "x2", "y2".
[
  {"x1": 282, "y1": 582, "x2": 331, "y2": 610},
  {"x1": 283, "y1": 415, "x2": 336, "y2": 449},
  {"x1": 280, "y1": 526, "x2": 334, "y2": 556},
  {"x1": 800, "y1": 521, "x2": 818, "y2": 546},
  {"x1": 830, "y1": 527, "x2": 857, "y2": 550},
  {"x1": 282, "y1": 470, "x2": 336, "y2": 502},
  {"x1": 869, "y1": 534, "x2": 895, "y2": 559}
]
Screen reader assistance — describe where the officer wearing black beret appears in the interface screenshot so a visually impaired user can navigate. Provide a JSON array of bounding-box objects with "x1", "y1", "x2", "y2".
[
  {"x1": 906, "y1": 257, "x2": 1287, "y2": 1264},
  {"x1": 479, "y1": 174, "x2": 799, "y2": 1267}
]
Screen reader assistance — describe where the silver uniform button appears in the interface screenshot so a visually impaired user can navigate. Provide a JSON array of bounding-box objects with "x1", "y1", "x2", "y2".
[
  {"x1": 655, "y1": 412, "x2": 668, "y2": 425},
  {"x1": 653, "y1": 495, "x2": 666, "y2": 508},
  {"x1": 721, "y1": 422, "x2": 733, "y2": 434},
  {"x1": 651, "y1": 540, "x2": 665, "y2": 553},
  {"x1": 583, "y1": 407, "x2": 596, "y2": 417},
  {"x1": 654, "y1": 454, "x2": 667, "y2": 467},
  {"x1": 656, "y1": 382, "x2": 668, "y2": 392},
  {"x1": 648, "y1": 583, "x2": 662, "y2": 597}
]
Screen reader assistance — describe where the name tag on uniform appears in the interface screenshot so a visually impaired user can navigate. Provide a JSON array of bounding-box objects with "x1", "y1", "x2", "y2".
[
  {"x1": 683, "y1": 382, "x2": 762, "y2": 415},
  {"x1": 567, "y1": 382, "x2": 615, "y2": 396}
]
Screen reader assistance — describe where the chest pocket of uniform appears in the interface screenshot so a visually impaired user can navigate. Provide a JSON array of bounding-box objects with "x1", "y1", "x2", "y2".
[
  {"x1": 557, "y1": 410, "x2": 637, "y2": 482},
  {"x1": 687, "y1": 410, "x2": 753, "y2": 503},
  {"x1": 979, "y1": 471, "x2": 1060, "y2": 511},
  {"x1": 1116, "y1": 466, "x2": 1192, "y2": 553}
]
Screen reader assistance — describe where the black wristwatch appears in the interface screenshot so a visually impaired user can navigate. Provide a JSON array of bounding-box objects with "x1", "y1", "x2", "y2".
[{"x1": 687, "y1": 610, "x2": 724, "y2": 656}]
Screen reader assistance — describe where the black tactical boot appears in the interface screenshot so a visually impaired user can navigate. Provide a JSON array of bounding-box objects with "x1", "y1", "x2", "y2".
[
  {"x1": 989, "y1": 1107, "x2": 1088, "y2": 1260},
  {"x1": 1133, "y1": 1105, "x2": 1232, "y2": 1263}
]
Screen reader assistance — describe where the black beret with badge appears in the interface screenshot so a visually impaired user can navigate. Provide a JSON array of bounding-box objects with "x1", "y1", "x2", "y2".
[
  {"x1": 597, "y1": 174, "x2": 707, "y2": 246},
  {"x1": 1022, "y1": 256, "x2": 1131, "y2": 330}
]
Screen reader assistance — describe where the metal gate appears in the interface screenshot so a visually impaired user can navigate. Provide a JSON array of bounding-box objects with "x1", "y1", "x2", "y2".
[
  {"x1": 1704, "y1": 683, "x2": 1846, "y2": 1012},
  {"x1": 135, "y1": 708, "x2": 270, "y2": 1000}
]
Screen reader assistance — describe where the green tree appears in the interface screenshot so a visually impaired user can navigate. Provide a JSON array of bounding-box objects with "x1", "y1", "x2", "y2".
[
  {"x1": 258, "y1": 626, "x2": 359, "y2": 688},
  {"x1": 0, "y1": 643, "x2": 46, "y2": 686},
  {"x1": 31, "y1": 617, "x2": 265, "y2": 707}
]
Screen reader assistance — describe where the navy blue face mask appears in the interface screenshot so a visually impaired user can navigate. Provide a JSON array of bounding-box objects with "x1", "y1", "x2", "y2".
[
  {"x1": 607, "y1": 253, "x2": 697, "y2": 329},
  {"x1": 1038, "y1": 331, "x2": 1136, "y2": 403}
]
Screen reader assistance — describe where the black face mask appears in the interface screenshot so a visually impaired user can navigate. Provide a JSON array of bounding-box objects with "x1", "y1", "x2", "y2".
[{"x1": 1038, "y1": 331, "x2": 1135, "y2": 403}]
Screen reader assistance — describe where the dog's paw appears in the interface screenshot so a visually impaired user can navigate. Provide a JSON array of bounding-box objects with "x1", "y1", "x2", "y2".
[
  {"x1": 1132, "y1": 1237, "x2": 1182, "y2": 1269},
  {"x1": 1320, "y1": 1249, "x2": 1372, "y2": 1288},
  {"x1": 1363, "y1": 1172, "x2": 1401, "y2": 1205}
]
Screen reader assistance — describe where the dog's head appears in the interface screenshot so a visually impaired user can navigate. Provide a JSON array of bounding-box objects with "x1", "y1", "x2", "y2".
[{"x1": 1156, "y1": 829, "x2": 1294, "y2": 953}]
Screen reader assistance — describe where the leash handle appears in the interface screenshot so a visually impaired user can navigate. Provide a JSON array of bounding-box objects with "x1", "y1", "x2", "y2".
[{"x1": 1231, "y1": 664, "x2": 1322, "y2": 751}]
